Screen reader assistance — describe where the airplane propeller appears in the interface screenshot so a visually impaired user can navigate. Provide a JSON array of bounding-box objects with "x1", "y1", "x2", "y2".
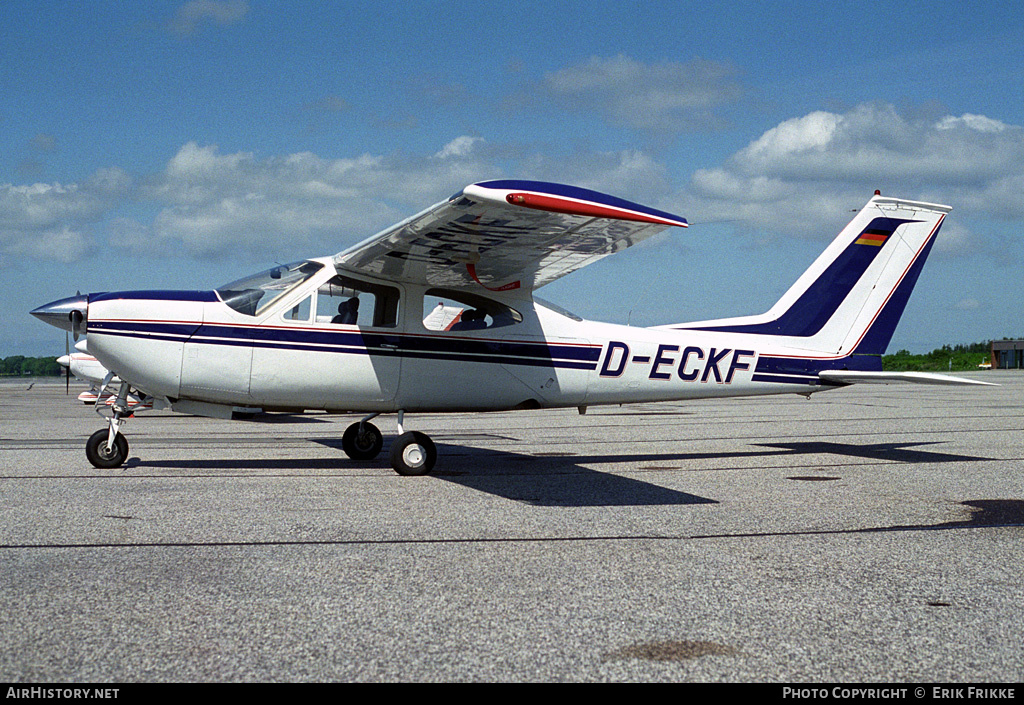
[
  {"x1": 70, "y1": 309, "x2": 85, "y2": 341},
  {"x1": 70, "y1": 290, "x2": 84, "y2": 342},
  {"x1": 65, "y1": 331, "x2": 70, "y2": 395}
]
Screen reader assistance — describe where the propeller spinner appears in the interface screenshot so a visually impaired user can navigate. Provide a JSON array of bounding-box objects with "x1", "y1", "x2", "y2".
[{"x1": 30, "y1": 294, "x2": 88, "y2": 340}]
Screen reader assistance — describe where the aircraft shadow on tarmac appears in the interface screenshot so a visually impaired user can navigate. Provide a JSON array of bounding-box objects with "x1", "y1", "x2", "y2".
[
  {"x1": 754, "y1": 440, "x2": 990, "y2": 465},
  {"x1": 689, "y1": 499, "x2": 1024, "y2": 540},
  {"x1": 129, "y1": 438, "x2": 991, "y2": 509},
  {"x1": 424, "y1": 439, "x2": 992, "y2": 506},
  {"x1": 431, "y1": 446, "x2": 717, "y2": 507}
]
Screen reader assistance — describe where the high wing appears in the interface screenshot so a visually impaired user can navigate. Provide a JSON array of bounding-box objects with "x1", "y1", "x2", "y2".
[{"x1": 333, "y1": 180, "x2": 688, "y2": 292}]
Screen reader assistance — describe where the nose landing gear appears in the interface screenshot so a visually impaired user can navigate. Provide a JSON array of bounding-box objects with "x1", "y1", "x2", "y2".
[{"x1": 85, "y1": 380, "x2": 135, "y2": 469}]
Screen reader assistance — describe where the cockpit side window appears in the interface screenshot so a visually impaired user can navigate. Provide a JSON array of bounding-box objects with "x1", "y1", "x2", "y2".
[
  {"x1": 422, "y1": 289, "x2": 522, "y2": 332},
  {"x1": 282, "y1": 295, "x2": 312, "y2": 322},
  {"x1": 217, "y1": 261, "x2": 324, "y2": 317},
  {"x1": 316, "y1": 275, "x2": 400, "y2": 328}
]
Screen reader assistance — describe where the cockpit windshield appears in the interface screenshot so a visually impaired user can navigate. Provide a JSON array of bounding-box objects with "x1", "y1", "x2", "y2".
[{"x1": 216, "y1": 260, "x2": 324, "y2": 316}]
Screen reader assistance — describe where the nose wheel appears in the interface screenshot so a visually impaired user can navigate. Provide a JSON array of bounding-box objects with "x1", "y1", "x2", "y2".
[
  {"x1": 86, "y1": 428, "x2": 129, "y2": 469},
  {"x1": 85, "y1": 380, "x2": 134, "y2": 469}
]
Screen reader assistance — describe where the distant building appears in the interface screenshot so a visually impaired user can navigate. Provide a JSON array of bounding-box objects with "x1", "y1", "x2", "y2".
[{"x1": 991, "y1": 340, "x2": 1024, "y2": 369}]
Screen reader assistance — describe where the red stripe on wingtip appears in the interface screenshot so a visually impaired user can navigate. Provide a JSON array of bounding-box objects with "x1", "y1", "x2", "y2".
[{"x1": 506, "y1": 192, "x2": 686, "y2": 227}]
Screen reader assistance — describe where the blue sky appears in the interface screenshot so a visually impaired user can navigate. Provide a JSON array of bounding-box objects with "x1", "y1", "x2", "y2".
[{"x1": 3, "y1": 0, "x2": 1023, "y2": 356}]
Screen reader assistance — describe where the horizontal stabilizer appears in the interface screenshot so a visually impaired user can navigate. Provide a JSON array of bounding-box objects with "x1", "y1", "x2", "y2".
[{"x1": 819, "y1": 370, "x2": 997, "y2": 387}]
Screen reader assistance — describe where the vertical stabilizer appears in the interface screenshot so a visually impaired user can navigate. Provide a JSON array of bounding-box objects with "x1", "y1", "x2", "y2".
[{"x1": 671, "y1": 194, "x2": 950, "y2": 357}]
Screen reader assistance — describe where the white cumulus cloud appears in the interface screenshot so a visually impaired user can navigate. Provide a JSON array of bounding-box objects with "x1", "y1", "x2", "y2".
[
  {"x1": 538, "y1": 54, "x2": 743, "y2": 132},
  {"x1": 140, "y1": 140, "x2": 506, "y2": 258},
  {"x1": 168, "y1": 0, "x2": 249, "y2": 37},
  {"x1": 684, "y1": 103, "x2": 1024, "y2": 241},
  {"x1": 0, "y1": 168, "x2": 131, "y2": 262},
  {"x1": 434, "y1": 136, "x2": 484, "y2": 160}
]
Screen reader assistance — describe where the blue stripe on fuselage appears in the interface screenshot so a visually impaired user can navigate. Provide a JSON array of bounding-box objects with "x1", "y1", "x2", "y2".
[
  {"x1": 88, "y1": 318, "x2": 601, "y2": 371},
  {"x1": 88, "y1": 320, "x2": 201, "y2": 340}
]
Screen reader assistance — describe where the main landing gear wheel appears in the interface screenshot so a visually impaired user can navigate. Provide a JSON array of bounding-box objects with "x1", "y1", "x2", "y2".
[
  {"x1": 342, "y1": 421, "x2": 384, "y2": 460},
  {"x1": 86, "y1": 429, "x2": 129, "y2": 469},
  {"x1": 390, "y1": 431, "x2": 437, "y2": 476}
]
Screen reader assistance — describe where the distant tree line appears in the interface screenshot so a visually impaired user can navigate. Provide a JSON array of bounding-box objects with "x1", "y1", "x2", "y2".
[
  {"x1": 882, "y1": 341, "x2": 996, "y2": 372},
  {"x1": 0, "y1": 356, "x2": 63, "y2": 377}
]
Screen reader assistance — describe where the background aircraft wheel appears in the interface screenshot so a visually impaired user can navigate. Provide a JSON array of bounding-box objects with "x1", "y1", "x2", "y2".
[
  {"x1": 85, "y1": 429, "x2": 129, "y2": 469},
  {"x1": 342, "y1": 421, "x2": 383, "y2": 460},
  {"x1": 390, "y1": 431, "x2": 436, "y2": 476}
]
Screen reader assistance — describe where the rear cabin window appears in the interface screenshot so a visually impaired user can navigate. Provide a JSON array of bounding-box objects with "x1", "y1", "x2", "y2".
[{"x1": 422, "y1": 289, "x2": 521, "y2": 332}]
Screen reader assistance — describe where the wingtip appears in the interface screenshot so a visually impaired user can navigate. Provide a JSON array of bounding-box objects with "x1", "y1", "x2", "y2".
[{"x1": 470, "y1": 180, "x2": 688, "y2": 228}]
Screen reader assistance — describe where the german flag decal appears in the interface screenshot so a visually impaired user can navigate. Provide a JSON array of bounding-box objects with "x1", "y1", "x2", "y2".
[{"x1": 855, "y1": 228, "x2": 891, "y2": 246}]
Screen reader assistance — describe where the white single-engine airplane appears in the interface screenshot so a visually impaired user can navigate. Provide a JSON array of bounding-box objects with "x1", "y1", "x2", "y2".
[{"x1": 32, "y1": 180, "x2": 989, "y2": 474}]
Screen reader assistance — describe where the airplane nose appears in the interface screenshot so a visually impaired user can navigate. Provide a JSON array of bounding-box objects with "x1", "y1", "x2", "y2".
[{"x1": 30, "y1": 294, "x2": 89, "y2": 334}]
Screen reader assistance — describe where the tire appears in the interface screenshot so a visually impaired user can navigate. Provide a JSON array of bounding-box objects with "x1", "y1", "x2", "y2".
[
  {"x1": 390, "y1": 431, "x2": 437, "y2": 476},
  {"x1": 342, "y1": 421, "x2": 384, "y2": 460},
  {"x1": 86, "y1": 429, "x2": 129, "y2": 469}
]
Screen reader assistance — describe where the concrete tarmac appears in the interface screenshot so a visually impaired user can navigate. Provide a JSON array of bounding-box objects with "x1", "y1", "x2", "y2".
[{"x1": 1, "y1": 373, "x2": 1022, "y2": 682}]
